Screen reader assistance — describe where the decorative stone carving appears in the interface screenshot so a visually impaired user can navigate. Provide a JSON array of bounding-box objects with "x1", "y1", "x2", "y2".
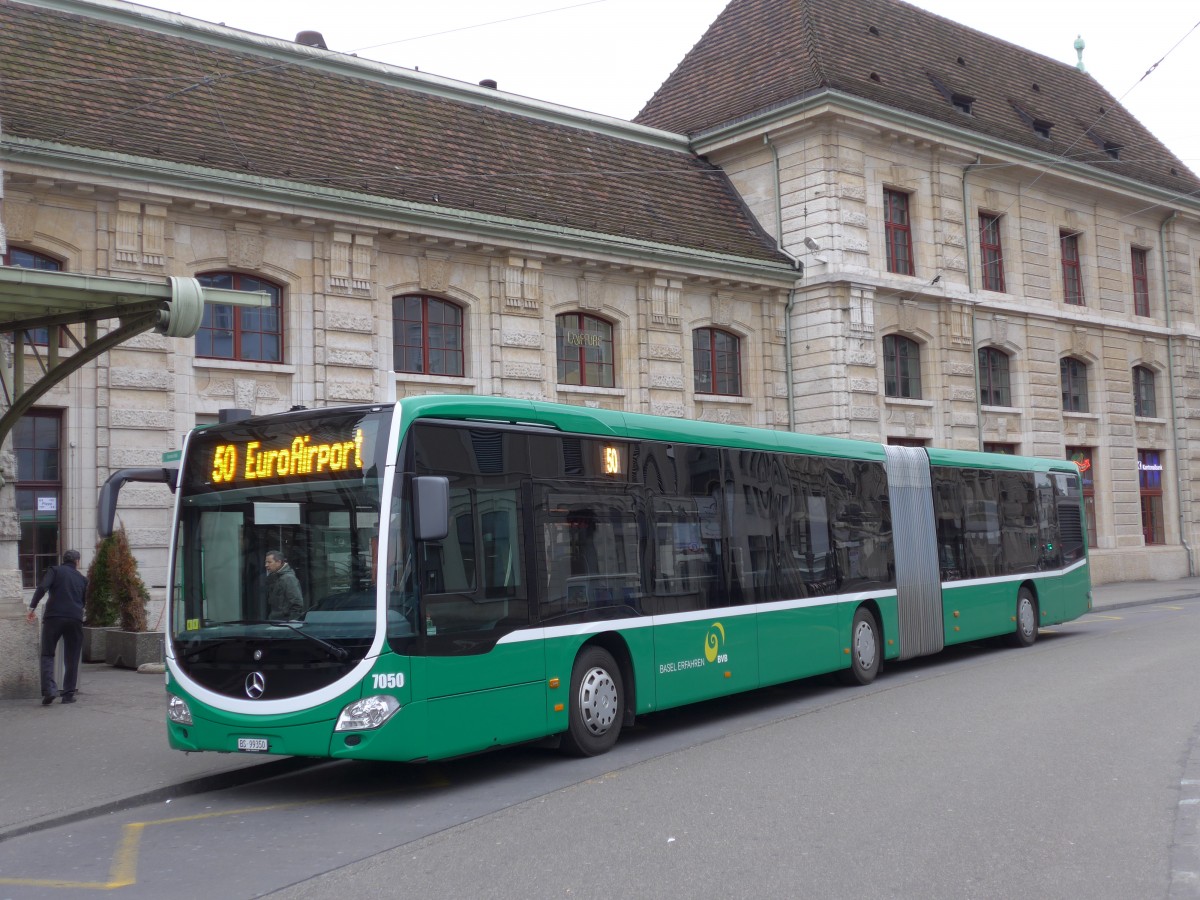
[
  {"x1": 647, "y1": 276, "x2": 682, "y2": 326},
  {"x1": 502, "y1": 330, "x2": 544, "y2": 349},
  {"x1": 849, "y1": 290, "x2": 874, "y2": 335},
  {"x1": 649, "y1": 343, "x2": 683, "y2": 361},
  {"x1": 502, "y1": 362, "x2": 543, "y2": 381},
  {"x1": 992, "y1": 314, "x2": 1009, "y2": 345},
  {"x1": 234, "y1": 378, "x2": 257, "y2": 410},
  {"x1": 501, "y1": 256, "x2": 542, "y2": 311},
  {"x1": 419, "y1": 253, "x2": 450, "y2": 294},
  {"x1": 227, "y1": 231, "x2": 265, "y2": 269},
  {"x1": 712, "y1": 293, "x2": 734, "y2": 327},
  {"x1": 115, "y1": 204, "x2": 140, "y2": 266},
  {"x1": 579, "y1": 273, "x2": 604, "y2": 310},
  {"x1": 652, "y1": 402, "x2": 687, "y2": 418},
  {"x1": 1071, "y1": 326, "x2": 1089, "y2": 357},
  {"x1": 142, "y1": 206, "x2": 166, "y2": 267},
  {"x1": 4, "y1": 198, "x2": 37, "y2": 242},
  {"x1": 651, "y1": 373, "x2": 685, "y2": 391},
  {"x1": 948, "y1": 303, "x2": 971, "y2": 346}
]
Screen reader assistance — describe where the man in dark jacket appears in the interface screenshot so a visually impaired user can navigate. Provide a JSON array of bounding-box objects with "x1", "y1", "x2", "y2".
[
  {"x1": 26, "y1": 549, "x2": 88, "y2": 705},
  {"x1": 264, "y1": 550, "x2": 304, "y2": 620}
]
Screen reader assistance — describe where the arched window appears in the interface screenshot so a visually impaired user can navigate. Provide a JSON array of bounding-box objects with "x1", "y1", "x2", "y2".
[
  {"x1": 4, "y1": 248, "x2": 63, "y2": 345},
  {"x1": 1133, "y1": 365, "x2": 1157, "y2": 418},
  {"x1": 978, "y1": 347, "x2": 1011, "y2": 407},
  {"x1": 883, "y1": 334, "x2": 921, "y2": 399},
  {"x1": 556, "y1": 313, "x2": 614, "y2": 388},
  {"x1": 693, "y1": 328, "x2": 741, "y2": 396},
  {"x1": 392, "y1": 294, "x2": 464, "y2": 376},
  {"x1": 1060, "y1": 357, "x2": 1089, "y2": 412},
  {"x1": 195, "y1": 272, "x2": 283, "y2": 363}
]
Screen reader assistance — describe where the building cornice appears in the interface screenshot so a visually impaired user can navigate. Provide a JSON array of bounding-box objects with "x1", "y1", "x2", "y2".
[{"x1": 690, "y1": 89, "x2": 1200, "y2": 215}]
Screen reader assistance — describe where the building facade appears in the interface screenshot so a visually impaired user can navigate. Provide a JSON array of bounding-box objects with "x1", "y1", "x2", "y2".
[
  {"x1": 1, "y1": 0, "x2": 1198, "y2": 693},
  {"x1": 635, "y1": 0, "x2": 1200, "y2": 585}
]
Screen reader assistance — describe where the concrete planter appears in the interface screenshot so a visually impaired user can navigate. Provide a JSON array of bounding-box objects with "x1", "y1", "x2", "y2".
[
  {"x1": 105, "y1": 631, "x2": 164, "y2": 669},
  {"x1": 82, "y1": 626, "x2": 117, "y2": 663}
]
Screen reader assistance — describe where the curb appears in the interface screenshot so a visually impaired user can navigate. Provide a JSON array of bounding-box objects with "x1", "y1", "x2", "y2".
[
  {"x1": 0, "y1": 756, "x2": 325, "y2": 844},
  {"x1": 1095, "y1": 593, "x2": 1200, "y2": 612}
]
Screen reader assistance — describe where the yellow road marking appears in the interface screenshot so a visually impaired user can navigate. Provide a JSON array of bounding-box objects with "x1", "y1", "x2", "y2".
[
  {"x1": 1088, "y1": 614, "x2": 1123, "y2": 621},
  {"x1": 0, "y1": 770, "x2": 450, "y2": 890}
]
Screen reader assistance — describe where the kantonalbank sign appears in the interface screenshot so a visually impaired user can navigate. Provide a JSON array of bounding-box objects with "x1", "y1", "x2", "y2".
[{"x1": 209, "y1": 429, "x2": 366, "y2": 484}]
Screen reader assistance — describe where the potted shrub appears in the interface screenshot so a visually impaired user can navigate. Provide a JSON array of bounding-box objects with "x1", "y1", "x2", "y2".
[
  {"x1": 82, "y1": 533, "x2": 121, "y2": 662},
  {"x1": 91, "y1": 526, "x2": 161, "y2": 669}
]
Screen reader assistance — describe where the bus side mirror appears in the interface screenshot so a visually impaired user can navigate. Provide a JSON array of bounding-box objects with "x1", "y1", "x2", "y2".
[{"x1": 412, "y1": 475, "x2": 450, "y2": 542}]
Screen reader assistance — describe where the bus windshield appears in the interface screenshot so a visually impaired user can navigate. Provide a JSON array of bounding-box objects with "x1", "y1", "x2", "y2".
[{"x1": 170, "y1": 407, "x2": 392, "y2": 697}]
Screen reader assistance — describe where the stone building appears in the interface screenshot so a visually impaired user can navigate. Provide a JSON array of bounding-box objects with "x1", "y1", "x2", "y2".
[
  {"x1": 1, "y1": 0, "x2": 1198, "y2": 693},
  {"x1": 634, "y1": 0, "x2": 1200, "y2": 585}
]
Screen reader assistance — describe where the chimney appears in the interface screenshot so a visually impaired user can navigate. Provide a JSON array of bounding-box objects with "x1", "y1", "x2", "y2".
[{"x1": 296, "y1": 30, "x2": 328, "y2": 50}]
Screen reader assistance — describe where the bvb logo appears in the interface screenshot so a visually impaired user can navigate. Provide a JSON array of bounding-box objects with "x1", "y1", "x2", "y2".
[{"x1": 704, "y1": 622, "x2": 726, "y2": 663}]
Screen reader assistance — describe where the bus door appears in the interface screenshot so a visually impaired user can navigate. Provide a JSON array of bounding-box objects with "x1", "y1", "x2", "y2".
[{"x1": 408, "y1": 425, "x2": 545, "y2": 756}]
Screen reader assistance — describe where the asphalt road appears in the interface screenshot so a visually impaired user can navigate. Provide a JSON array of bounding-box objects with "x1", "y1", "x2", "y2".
[{"x1": 2, "y1": 600, "x2": 1198, "y2": 899}]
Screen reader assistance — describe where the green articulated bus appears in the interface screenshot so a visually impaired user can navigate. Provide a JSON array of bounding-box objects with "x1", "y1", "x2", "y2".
[{"x1": 99, "y1": 395, "x2": 1091, "y2": 761}]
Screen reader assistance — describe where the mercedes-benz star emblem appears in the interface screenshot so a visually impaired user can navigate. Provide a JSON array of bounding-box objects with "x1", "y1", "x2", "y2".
[{"x1": 245, "y1": 671, "x2": 266, "y2": 699}]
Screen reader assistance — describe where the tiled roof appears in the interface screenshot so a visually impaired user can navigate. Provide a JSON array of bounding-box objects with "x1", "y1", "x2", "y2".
[
  {"x1": 635, "y1": 0, "x2": 1199, "y2": 196},
  {"x1": 0, "y1": 0, "x2": 791, "y2": 269}
]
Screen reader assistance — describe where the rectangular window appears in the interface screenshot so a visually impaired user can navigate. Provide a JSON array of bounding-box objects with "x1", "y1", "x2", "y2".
[
  {"x1": 979, "y1": 214, "x2": 1005, "y2": 292},
  {"x1": 1138, "y1": 450, "x2": 1165, "y2": 545},
  {"x1": 14, "y1": 410, "x2": 63, "y2": 588},
  {"x1": 884, "y1": 189, "x2": 915, "y2": 275},
  {"x1": 1061, "y1": 231, "x2": 1085, "y2": 305},
  {"x1": 1132, "y1": 248, "x2": 1150, "y2": 317}
]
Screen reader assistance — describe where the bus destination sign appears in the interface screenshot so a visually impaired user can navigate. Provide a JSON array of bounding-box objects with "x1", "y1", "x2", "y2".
[{"x1": 210, "y1": 429, "x2": 366, "y2": 484}]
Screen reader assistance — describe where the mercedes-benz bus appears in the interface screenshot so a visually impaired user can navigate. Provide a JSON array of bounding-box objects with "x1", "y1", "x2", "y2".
[{"x1": 99, "y1": 396, "x2": 1090, "y2": 760}]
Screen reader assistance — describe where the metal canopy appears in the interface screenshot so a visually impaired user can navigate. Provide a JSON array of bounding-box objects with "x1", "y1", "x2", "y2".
[{"x1": 0, "y1": 265, "x2": 268, "y2": 453}]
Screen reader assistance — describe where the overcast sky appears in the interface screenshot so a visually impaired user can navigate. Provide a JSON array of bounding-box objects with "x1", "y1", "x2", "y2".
[{"x1": 149, "y1": 0, "x2": 1198, "y2": 175}]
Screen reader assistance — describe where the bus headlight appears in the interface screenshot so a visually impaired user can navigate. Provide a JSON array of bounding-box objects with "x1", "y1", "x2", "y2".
[
  {"x1": 335, "y1": 695, "x2": 400, "y2": 731},
  {"x1": 167, "y1": 694, "x2": 193, "y2": 725}
]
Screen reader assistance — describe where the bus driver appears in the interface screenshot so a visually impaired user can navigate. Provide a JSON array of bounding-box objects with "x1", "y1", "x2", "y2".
[{"x1": 265, "y1": 550, "x2": 303, "y2": 620}]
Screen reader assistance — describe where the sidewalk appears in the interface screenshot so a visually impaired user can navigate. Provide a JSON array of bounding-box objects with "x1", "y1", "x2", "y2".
[
  {"x1": 0, "y1": 662, "x2": 315, "y2": 842},
  {"x1": 2, "y1": 577, "x2": 1198, "y2": 842}
]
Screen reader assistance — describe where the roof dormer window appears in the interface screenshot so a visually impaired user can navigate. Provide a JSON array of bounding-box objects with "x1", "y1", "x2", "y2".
[
  {"x1": 928, "y1": 72, "x2": 974, "y2": 115},
  {"x1": 1034, "y1": 120, "x2": 1052, "y2": 139},
  {"x1": 1104, "y1": 142, "x2": 1121, "y2": 160}
]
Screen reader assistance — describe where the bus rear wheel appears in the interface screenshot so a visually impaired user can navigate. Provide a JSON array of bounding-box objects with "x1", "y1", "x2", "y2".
[
  {"x1": 1011, "y1": 587, "x2": 1038, "y2": 647},
  {"x1": 560, "y1": 646, "x2": 624, "y2": 757},
  {"x1": 840, "y1": 607, "x2": 882, "y2": 686}
]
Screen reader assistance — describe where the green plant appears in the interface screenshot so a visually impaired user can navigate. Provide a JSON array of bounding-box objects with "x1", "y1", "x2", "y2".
[{"x1": 85, "y1": 526, "x2": 149, "y2": 632}]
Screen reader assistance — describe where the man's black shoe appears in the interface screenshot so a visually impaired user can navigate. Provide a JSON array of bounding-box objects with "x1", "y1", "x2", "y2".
[
  {"x1": 60, "y1": 695, "x2": 76, "y2": 704},
  {"x1": 41, "y1": 694, "x2": 56, "y2": 705}
]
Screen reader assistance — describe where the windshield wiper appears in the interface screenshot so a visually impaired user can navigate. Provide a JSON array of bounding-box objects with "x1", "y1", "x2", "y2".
[
  {"x1": 269, "y1": 619, "x2": 349, "y2": 661},
  {"x1": 193, "y1": 619, "x2": 349, "y2": 662},
  {"x1": 177, "y1": 637, "x2": 242, "y2": 662}
]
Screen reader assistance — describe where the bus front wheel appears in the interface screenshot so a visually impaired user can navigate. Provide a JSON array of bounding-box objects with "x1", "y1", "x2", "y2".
[
  {"x1": 840, "y1": 607, "x2": 882, "y2": 686},
  {"x1": 560, "y1": 646, "x2": 624, "y2": 757},
  {"x1": 1011, "y1": 587, "x2": 1038, "y2": 648}
]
